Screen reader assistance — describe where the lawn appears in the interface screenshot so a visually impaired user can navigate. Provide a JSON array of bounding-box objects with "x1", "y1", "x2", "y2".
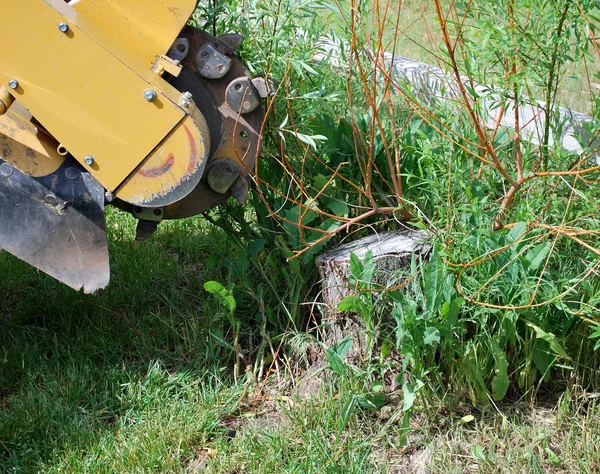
[{"x1": 2, "y1": 0, "x2": 600, "y2": 472}]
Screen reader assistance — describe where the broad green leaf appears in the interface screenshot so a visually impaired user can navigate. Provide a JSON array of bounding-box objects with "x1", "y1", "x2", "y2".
[
  {"x1": 525, "y1": 321, "x2": 571, "y2": 360},
  {"x1": 327, "y1": 200, "x2": 349, "y2": 218},
  {"x1": 380, "y1": 340, "x2": 391, "y2": 361},
  {"x1": 357, "y1": 394, "x2": 386, "y2": 410},
  {"x1": 362, "y1": 250, "x2": 375, "y2": 285},
  {"x1": 545, "y1": 447, "x2": 562, "y2": 466},
  {"x1": 326, "y1": 348, "x2": 346, "y2": 376},
  {"x1": 423, "y1": 327, "x2": 440, "y2": 346},
  {"x1": 334, "y1": 336, "x2": 353, "y2": 358},
  {"x1": 402, "y1": 380, "x2": 424, "y2": 412},
  {"x1": 424, "y1": 245, "x2": 443, "y2": 314},
  {"x1": 507, "y1": 221, "x2": 527, "y2": 243},
  {"x1": 525, "y1": 242, "x2": 551, "y2": 272},
  {"x1": 459, "y1": 414, "x2": 475, "y2": 424},
  {"x1": 472, "y1": 445, "x2": 487, "y2": 463},
  {"x1": 403, "y1": 382, "x2": 415, "y2": 412},
  {"x1": 349, "y1": 253, "x2": 363, "y2": 281},
  {"x1": 441, "y1": 297, "x2": 463, "y2": 331},
  {"x1": 203, "y1": 281, "x2": 236, "y2": 313},
  {"x1": 337, "y1": 295, "x2": 362, "y2": 312}
]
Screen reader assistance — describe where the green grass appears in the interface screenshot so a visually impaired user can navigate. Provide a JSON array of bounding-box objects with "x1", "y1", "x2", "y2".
[
  {"x1": 2, "y1": 1, "x2": 600, "y2": 471},
  {"x1": 1, "y1": 210, "x2": 599, "y2": 473}
]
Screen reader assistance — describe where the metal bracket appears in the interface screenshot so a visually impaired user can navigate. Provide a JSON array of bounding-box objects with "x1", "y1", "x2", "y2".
[
  {"x1": 195, "y1": 43, "x2": 232, "y2": 79},
  {"x1": 152, "y1": 55, "x2": 183, "y2": 77},
  {"x1": 225, "y1": 77, "x2": 260, "y2": 114}
]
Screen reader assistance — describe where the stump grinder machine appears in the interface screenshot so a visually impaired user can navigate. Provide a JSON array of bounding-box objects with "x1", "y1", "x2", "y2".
[{"x1": 0, "y1": 0, "x2": 269, "y2": 292}]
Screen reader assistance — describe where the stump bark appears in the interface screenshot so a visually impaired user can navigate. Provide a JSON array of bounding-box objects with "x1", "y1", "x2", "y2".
[
  {"x1": 299, "y1": 229, "x2": 431, "y2": 397},
  {"x1": 316, "y1": 229, "x2": 430, "y2": 311}
]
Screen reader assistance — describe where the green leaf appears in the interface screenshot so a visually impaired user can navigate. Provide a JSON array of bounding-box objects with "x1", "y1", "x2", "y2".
[
  {"x1": 380, "y1": 340, "x2": 391, "y2": 362},
  {"x1": 362, "y1": 250, "x2": 375, "y2": 285},
  {"x1": 402, "y1": 380, "x2": 424, "y2": 412},
  {"x1": 357, "y1": 394, "x2": 386, "y2": 410},
  {"x1": 472, "y1": 445, "x2": 487, "y2": 463},
  {"x1": 208, "y1": 328, "x2": 235, "y2": 352},
  {"x1": 327, "y1": 200, "x2": 349, "y2": 218},
  {"x1": 349, "y1": 253, "x2": 363, "y2": 281},
  {"x1": 334, "y1": 336, "x2": 353, "y2": 358},
  {"x1": 340, "y1": 395, "x2": 358, "y2": 428},
  {"x1": 525, "y1": 321, "x2": 571, "y2": 360},
  {"x1": 203, "y1": 281, "x2": 236, "y2": 313},
  {"x1": 525, "y1": 242, "x2": 551, "y2": 272},
  {"x1": 326, "y1": 348, "x2": 346, "y2": 376},
  {"x1": 507, "y1": 221, "x2": 527, "y2": 243},
  {"x1": 545, "y1": 447, "x2": 562, "y2": 466},
  {"x1": 403, "y1": 382, "x2": 415, "y2": 412},
  {"x1": 459, "y1": 414, "x2": 475, "y2": 425},
  {"x1": 588, "y1": 326, "x2": 600, "y2": 351},
  {"x1": 337, "y1": 295, "x2": 362, "y2": 312},
  {"x1": 441, "y1": 297, "x2": 463, "y2": 331},
  {"x1": 423, "y1": 327, "x2": 440, "y2": 346},
  {"x1": 491, "y1": 348, "x2": 509, "y2": 401},
  {"x1": 423, "y1": 245, "x2": 444, "y2": 314}
]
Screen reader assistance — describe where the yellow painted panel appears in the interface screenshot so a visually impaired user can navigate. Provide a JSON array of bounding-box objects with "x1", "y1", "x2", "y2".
[
  {"x1": 0, "y1": 109, "x2": 65, "y2": 177},
  {"x1": 116, "y1": 113, "x2": 209, "y2": 206},
  {"x1": 72, "y1": 0, "x2": 197, "y2": 68},
  {"x1": 0, "y1": 0, "x2": 184, "y2": 191}
]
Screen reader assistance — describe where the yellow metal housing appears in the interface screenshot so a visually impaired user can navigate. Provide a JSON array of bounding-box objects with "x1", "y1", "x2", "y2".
[
  {"x1": 0, "y1": 106, "x2": 65, "y2": 177},
  {"x1": 72, "y1": 0, "x2": 197, "y2": 68}
]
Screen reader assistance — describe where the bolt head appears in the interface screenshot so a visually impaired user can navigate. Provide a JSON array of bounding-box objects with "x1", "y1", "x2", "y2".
[
  {"x1": 180, "y1": 98, "x2": 190, "y2": 108},
  {"x1": 0, "y1": 162, "x2": 14, "y2": 177},
  {"x1": 58, "y1": 22, "x2": 69, "y2": 33},
  {"x1": 84, "y1": 155, "x2": 94, "y2": 166},
  {"x1": 7, "y1": 79, "x2": 18, "y2": 90},
  {"x1": 183, "y1": 91, "x2": 193, "y2": 100},
  {"x1": 144, "y1": 89, "x2": 157, "y2": 102},
  {"x1": 65, "y1": 167, "x2": 79, "y2": 180},
  {"x1": 45, "y1": 194, "x2": 58, "y2": 206},
  {"x1": 104, "y1": 191, "x2": 114, "y2": 203}
]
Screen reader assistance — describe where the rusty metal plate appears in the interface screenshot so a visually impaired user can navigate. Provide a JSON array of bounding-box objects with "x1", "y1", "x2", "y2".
[
  {"x1": 0, "y1": 157, "x2": 109, "y2": 293},
  {"x1": 162, "y1": 27, "x2": 265, "y2": 219}
]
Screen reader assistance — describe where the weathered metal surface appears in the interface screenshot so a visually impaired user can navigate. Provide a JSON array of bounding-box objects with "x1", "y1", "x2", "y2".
[
  {"x1": 0, "y1": 0, "x2": 185, "y2": 192},
  {"x1": 0, "y1": 106, "x2": 65, "y2": 177},
  {"x1": 114, "y1": 111, "x2": 210, "y2": 207},
  {"x1": 162, "y1": 27, "x2": 265, "y2": 219},
  {"x1": 0, "y1": 157, "x2": 109, "y2": 293},
  {"x1": 226, "y1": 77, "x2": 261, "y2": 114}
]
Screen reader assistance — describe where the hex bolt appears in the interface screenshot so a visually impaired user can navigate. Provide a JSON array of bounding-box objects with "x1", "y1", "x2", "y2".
[
  {"x1": 180, "y1": 98, "x2": 190, "y2": 108},
  {"x1": 84, "y1": 155, "x2": 95, "y2": 166},
  {"x1": 183, "y1": 91, "x2": 193, "y2": 100},
  {"x1": 144, "y1": 89, "x2": 157, "y2": 102},
  {"x1": 58, "y1": 22, "x2": 69, "y2": 33},
  {"x1": 7, "y1": 79, "x2": 18, "y2": 90},
  {"x1": 104, "y1": 191, "x2": 114, "y2": 203}
]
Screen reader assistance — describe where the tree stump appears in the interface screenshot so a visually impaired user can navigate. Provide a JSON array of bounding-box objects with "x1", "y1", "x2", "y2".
[
  {"x1": 316, "y1": 229, "x2": 431, "y2": 311},
  {"x1": 299, "y1": 230, "x2": 431, "y2": 397}
]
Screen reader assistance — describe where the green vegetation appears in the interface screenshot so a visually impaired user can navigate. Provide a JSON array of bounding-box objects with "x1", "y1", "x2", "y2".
[{"x1": 2, "y1": 0, "x2": 600, "y2": 472}]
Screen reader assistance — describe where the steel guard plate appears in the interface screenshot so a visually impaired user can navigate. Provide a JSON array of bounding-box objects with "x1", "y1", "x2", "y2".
[{"x1": 0, "y1": 157, "x2": 109, "y2": 293}]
